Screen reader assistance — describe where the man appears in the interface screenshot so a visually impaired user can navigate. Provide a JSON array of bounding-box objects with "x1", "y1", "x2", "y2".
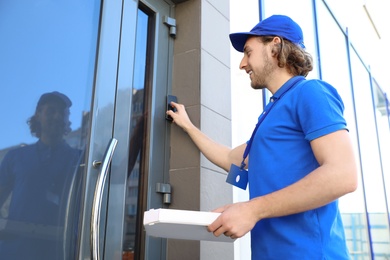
[
  {"x1": 166, "y1": 15, "x2": 357, "y2": 259},
  {"x1": 0, "y1": 91, "x2": 82, "y2": 259}
]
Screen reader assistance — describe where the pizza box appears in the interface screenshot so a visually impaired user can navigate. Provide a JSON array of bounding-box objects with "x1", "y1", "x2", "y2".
[{"x1": 143, "y1": 208, "x2": 235, "y2": 243}]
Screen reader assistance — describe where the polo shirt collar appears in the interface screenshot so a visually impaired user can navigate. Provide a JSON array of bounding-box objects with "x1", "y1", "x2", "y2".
[{"x1": 271, "y1": 76, "x2": 305, "y2": 101}]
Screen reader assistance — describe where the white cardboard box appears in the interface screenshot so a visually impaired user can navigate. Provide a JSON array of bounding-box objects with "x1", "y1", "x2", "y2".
[{"x1": 143, "y1": 208, "x2": 235, "y2": 243}]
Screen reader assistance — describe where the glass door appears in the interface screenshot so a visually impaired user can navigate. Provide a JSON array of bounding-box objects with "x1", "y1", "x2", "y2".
[
  {"x1": 102, "y1": 0, "x2": 175, "y2": 259},
  {"x1": 0, "y1": 0, "x2": 175, "y2": 259},
  {"x1": 0, "y1": 0, "x2": 102, "y2": 259}
]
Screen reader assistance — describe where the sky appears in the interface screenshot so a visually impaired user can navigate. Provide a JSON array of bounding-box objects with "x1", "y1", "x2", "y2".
[{"x1": 0, "y1": 1, "x2": 100, "y2": 149}]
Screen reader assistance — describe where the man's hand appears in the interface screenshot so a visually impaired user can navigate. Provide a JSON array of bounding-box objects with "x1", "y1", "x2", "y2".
[
  {"x1": 207, "y1": 202, "x2": 259, "y2": 239},
  {"x1": 166, "y1": 101, "x2": 194, "y2": 132}
]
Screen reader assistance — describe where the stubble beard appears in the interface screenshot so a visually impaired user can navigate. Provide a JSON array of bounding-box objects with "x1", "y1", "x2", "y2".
[{"x1": 250, "y1": 52, "x2": 275, "y2": 90}]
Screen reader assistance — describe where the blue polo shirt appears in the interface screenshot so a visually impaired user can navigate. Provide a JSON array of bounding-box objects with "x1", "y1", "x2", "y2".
[
  {"x1": 0, "y1": 140, "x2": 82, "y2": 259},
  {"x1": 248, "y1": 76, "x2": 350, "y2": 259}
]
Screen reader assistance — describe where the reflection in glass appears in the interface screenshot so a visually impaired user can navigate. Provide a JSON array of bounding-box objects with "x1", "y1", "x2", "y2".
[
  {"x1": 0, "y1": 0, "x2": 100, "y2": 259},
  {"x1": 123, "y1": 8, "x2": 149, "y2": 260},
  {"x1": 0, "y1": 92, "x2": 84, "y2": 259}
]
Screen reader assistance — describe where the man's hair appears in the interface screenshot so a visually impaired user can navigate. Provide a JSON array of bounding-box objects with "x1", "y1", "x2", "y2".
[
  {"x1": 27, "y1": 106, "x2": 71, "y2": 138},
  {"x1": 27, "y1": 115, "x2": 42, "y2": 137},
  {"x1": 260, "y1": 36, "x2": 313, "y2": 77}
]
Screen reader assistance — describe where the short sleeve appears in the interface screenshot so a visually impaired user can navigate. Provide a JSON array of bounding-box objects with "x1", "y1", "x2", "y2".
[{"x1": 296, "y1": 80, "x2": 347, "y2": 141}]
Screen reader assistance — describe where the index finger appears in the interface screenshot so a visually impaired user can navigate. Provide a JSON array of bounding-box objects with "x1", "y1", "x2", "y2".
[
  {"x1": 170, "y1": 101, "x2": 182, "y2": 111},
  {"x1": 170, "y1": 101, "x2": 178, "y2": 107},
  {"x1": 207, "y1": 215, "x2": 224, "y2": 235}
]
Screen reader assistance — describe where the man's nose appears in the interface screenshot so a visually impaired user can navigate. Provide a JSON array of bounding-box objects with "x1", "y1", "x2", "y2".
[{"x1": 239, "y1": 56, "x2": 247, "y2": 70}]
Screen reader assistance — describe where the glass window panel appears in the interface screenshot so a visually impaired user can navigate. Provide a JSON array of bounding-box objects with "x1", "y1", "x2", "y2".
[
  {"x1": 122, "y1": 8, "x2": 149, "y2": 260},
  {"x1": 372, "y1": 81, "x2": 390, "y2": 248},
  {"x1": 316, "y1": 5, "x2": 370, "y2": 258},
  {"x1": 0, "y1": 1, "x2": 101, "y2": 259},
  {"x1": 351, "y1": 49, "x2": 390, "y2": 258},
  {"x1": 317, "y1": 0, "x2": 369, "y2": 242}
]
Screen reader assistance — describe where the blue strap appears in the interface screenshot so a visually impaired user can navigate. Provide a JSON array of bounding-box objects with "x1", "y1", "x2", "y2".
[{"x1": 240, "y1": 76, "x2": 305, "y2": 169}]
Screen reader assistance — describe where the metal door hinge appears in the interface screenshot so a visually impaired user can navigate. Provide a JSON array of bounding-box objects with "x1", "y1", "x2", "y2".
[
  {"x1": 164, "y1": 16, "x2": 176, "y2": 38},
  {"x1": 156, "y1": 183, "x2": 172, "y2": 204}
]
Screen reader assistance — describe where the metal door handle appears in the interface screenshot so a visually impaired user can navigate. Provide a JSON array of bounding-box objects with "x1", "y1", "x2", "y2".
[{"x1": 90, "y1": 138, "x2": 118, "y2": 260}]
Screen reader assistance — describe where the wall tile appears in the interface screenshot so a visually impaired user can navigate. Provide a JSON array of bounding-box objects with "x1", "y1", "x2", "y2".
[{"x1": 201, "y1": 49, "x2": 231, "y2": 119}]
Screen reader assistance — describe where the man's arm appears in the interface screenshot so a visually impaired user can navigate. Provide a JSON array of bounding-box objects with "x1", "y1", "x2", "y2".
[
  {"x1": 166, "y1": 101, "x2": 246, "y2": 171},
  {"x1": 0, "y1": 156, "x2": 13, "y2": 212},
  {"x1": 209, "y1": 129, "x2": 358, "y2": 238}
]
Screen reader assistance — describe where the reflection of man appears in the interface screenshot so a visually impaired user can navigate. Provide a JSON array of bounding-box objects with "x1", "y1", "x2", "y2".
[{"x1": 0, "y1": 91, "x2": 82, "y2": 259}]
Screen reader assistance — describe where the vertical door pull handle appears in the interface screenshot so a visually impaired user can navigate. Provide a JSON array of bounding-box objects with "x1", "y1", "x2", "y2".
[{"x1": 90, "y1": 138, "x2": 118, "y2": 260}]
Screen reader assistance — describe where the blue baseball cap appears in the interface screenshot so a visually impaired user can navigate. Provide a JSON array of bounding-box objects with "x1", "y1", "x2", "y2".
[
  {"x1": 37, "y1": 91, "x2": 72, "y2": 109},
  {"x1": 229, "y1": 15, "x2": 305, "y2": 52}
]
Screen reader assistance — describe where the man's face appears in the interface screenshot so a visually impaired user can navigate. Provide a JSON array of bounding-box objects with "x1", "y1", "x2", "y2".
[
  {"x1": 240, "y1": 37, "x2": 277, "y2": 90},
  {"x1": 36, "y1": 101, "x2": 69, "y2": 138}
]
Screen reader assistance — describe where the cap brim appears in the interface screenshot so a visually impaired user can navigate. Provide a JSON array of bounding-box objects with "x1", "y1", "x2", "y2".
[{"x1": 229, "y1": 32, "x2": 259, "y2": 52}]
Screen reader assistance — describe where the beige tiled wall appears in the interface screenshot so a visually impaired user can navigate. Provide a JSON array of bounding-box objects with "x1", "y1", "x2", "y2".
[
  {"x1": 200, "y1": 1, "x2": 233, "y2": 259},
  {"x1": 168, "y1": 0, "x2": 234, "y2": 259}
]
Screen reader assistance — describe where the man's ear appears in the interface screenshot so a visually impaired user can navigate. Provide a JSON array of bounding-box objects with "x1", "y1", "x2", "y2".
[
  {"x1": 270, "y1": 37, "x2": 282, "y2": 57},
  {"x1": 272, "y1": 36, "x2": 282, "y2": 44}
]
